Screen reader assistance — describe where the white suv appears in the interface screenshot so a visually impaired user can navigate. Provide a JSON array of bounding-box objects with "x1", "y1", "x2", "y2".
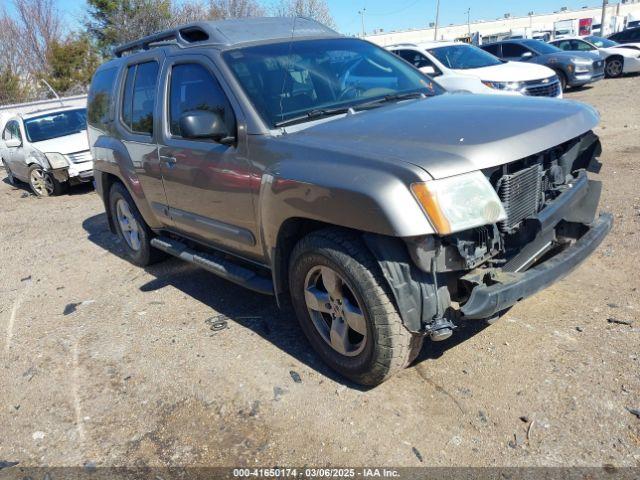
[
  {"x1": 388, "y1": 41, "x2": 562, "y2": 98},
  {"x1": 1, "y1": 106, "x2": 93, "y2": 196}
]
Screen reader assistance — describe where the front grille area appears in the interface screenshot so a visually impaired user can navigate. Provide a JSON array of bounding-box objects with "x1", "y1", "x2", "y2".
[
  {"x1": 496, "y1": 163, "x2": 543, "y2": 233},
  {"x1": 523, "y1": 78, "x2": 561, "y2": 97},
  {"x1": 66, "y1": 150, "x2": 92, "y2": 164}
]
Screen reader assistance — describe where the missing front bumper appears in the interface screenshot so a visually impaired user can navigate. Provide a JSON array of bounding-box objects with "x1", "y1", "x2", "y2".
[{"x1": 459, "y1": 212, "x2": 613, "y2": 320}]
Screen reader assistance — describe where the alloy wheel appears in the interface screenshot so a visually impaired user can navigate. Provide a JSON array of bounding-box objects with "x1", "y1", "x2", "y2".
[
  {"x1": 606, "y1": 60, "x2": 623, "y2": 78},
  {"x1": 303, "y1": 265, "x2": 368, "y2": 357},
  {"x1": 115, "y1": 198, "x2": 142, "y2": 251},
  {"x1": 30, "y1": 168, "x2": 54, "y2": 196}
]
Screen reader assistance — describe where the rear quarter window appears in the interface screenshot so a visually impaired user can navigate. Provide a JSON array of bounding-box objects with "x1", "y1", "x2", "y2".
[{"x1": 88, "y1": 67, "x2": 118, "y2": 131}]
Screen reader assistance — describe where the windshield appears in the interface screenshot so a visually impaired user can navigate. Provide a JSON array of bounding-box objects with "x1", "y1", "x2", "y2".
[
  {"x1": 585, "y1": 36, "x2": 619, "y2": 48},
  {"x1": 522, "y1": 40, "x2": 562, "y2": 55},
  {"x1": 429, "y1": 44, "x2": 503, "y2": 69},
  {"x1": 223, "y1": 38, "x2": 443, "y2": 128},
  {"x1": 24, "y1": 109, "x2": 87, "y2": 143}
]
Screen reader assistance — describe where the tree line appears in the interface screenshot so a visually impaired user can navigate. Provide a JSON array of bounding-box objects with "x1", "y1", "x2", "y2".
[{"x1": 0, "y1": 0, "x2": 335, "y2": 105}]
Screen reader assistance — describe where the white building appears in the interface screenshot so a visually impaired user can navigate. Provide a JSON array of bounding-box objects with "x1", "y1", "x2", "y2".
[{"x1": 365, "y1": 1, "x2": 640, "y2": 46}]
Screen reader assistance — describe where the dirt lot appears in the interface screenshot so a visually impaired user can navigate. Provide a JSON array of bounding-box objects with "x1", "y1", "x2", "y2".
[{"x1": 1, "y1": 77, "x2": 639, "y2": 469}]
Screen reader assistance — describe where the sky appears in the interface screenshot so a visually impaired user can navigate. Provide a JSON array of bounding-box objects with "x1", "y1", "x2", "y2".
[{"x1": 42, "y1": 0, "x2": 607, "y2": 36}]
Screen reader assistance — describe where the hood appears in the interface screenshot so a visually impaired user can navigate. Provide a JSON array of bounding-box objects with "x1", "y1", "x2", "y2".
[
  {"x1": 280, "y1": 94, "x2": 599, "y2": 180},
  {"x1": 30, "y1": 131, "x2": 89, "y2": 155},
  {"x1": 603, "y1": 46, "x2": 640, "y2": 57},
  {"x1": 612, "y1": 43, "x2": 640, "y2": 52},
  {"x1": 463, "y1": 61, "x2": 555, "y2": 82}
]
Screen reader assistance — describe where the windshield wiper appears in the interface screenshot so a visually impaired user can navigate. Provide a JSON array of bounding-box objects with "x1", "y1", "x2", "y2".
[
  {"x1": 275, "y1": 107, "x2": 352, "y2": 128},
  {"x1": 355, "y1": 91, "x2": 427, "y2": 111},
  {"x1": 273, "y1": 91, "x2": 427, "y2": 128}
]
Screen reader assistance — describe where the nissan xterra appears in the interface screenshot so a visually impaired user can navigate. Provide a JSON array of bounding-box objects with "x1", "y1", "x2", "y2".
[{"x1": 88, "y1": 18, "x2": 612, "y2": 385}]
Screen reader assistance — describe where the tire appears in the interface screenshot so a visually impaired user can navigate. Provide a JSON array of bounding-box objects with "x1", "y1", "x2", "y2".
[
  {"x1": 28, "y1": 164, "x2": 65, "y2": 197},
  {"x1": 556, "y1": 70, "x2": 568, "y2": 91},
  {"x1": 108, "y1": 181, "x2": 166, "y2": 267},
  {"x1": 289, "y1": 228, "x2": 423, "y2": 386},
  {"x1": 605, "y1": 58, "x2": 624, "y2": 78},
  {"x1": 2, "y1": 159, "x2": 16, "y2": 185}
]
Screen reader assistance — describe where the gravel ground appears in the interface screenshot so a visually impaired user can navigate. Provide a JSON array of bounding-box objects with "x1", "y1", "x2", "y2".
[{"x1": 0, "y1": 77, "x2": 639, "y2": 469}]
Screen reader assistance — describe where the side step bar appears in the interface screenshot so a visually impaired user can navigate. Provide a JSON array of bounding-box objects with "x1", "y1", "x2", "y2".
[{"x1": 150, "y1": 236, "x2": 274, "y2": 296}]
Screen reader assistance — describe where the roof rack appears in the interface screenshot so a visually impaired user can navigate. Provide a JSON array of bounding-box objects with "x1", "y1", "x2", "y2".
[
  {"x1": 113, "y1": 17, "x2": 340, "y2": 58},
  {"x1": 113, "y1": 25, "x2": 210, "y2": 57}
]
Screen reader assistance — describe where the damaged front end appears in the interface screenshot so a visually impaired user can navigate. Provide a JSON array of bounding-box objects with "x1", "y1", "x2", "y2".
[{"x1": 367, "y1": 131, "x2": 612, "y2": 340}]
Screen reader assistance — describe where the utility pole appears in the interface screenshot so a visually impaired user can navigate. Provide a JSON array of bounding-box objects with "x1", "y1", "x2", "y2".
[
  {"x1": 466, "y1": 8, "x2": 471, "y2": 36},
  {"x1": 434, "y1": 0, "x2": 441, "y2": 40},
  {"x1": 358, "y1": 8, "x2": 366, "y2": 37},
  {"x1": 600, "y1": 0, "x2": 608, "y2": 36}
]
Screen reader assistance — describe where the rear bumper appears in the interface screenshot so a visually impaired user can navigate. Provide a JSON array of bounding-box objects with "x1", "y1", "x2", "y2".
[{"x1": 460, "y1": 212, "x2": 612, "y2": 319}]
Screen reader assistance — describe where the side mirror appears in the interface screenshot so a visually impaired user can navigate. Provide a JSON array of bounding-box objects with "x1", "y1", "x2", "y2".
[
  {"x1": 4, "y1": 138, "x2": 21, "y2": 148},
  {"x1": 179, "y1": 110, "x2": 235, "y2": 145},
  {"x1": 420, "y1": 65, "x2": 437, "y2": 75},
  {"x1": 521, "y1": 51, "x2": 534, "y2": 60}
]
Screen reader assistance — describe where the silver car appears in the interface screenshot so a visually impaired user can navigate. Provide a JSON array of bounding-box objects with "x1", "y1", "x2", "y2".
[{"x1": 1, "y1": 107, "x2": 94, "y2": 196}]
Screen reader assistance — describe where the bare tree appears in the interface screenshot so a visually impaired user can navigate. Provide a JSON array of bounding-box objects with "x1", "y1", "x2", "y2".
[
  {"x1": 10, "y1": 0, "x2": 64, "y2": 73},
  {"x1": 209, "y1": 0, "x2": 266, "y2": 19},
  {"x1": 272, "y1": 0, "x2": 335, "y2": 28},
  {"x1": 171, "y1": 0, "x2": 210, "y2": 25}
]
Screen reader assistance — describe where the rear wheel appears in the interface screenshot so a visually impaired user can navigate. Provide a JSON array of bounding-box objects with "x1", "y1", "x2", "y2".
[
  {"x1": 108, "y1": 182, "x2": 165, "y2": 267},
  {"x1": 289, "y1": 229, "x2": 423, "y2": 386},
  {"x1": 605, "y1": 58, "x2": 624, "y2": 78},
  {"x1": 28, "y1": 165, "x2": 65, "y2": 197}
]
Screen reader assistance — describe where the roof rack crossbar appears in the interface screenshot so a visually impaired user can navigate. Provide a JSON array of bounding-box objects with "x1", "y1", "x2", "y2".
[{"x1": 113, "y1": 29, "x2": 182, "y2": 57}]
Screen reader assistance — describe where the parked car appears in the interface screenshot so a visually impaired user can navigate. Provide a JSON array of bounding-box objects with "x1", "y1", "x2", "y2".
[
  {"x1": 89, "y1": 18, "x2": 612, "y2": 385},
  {"x1": 549, "y1": 36, "x2": 640, "y2": 78},
  {"x1": 481, "y1": 39, "x2": 605, "y2": 90},
  {"x1": 608, "y1": 26, "x2": 640, "y2": 45},
  {"x1": 585, "y1": 34, "x2": 640, "y2": 52},
  {"x1": 1, "y1": 107, "x2": 93, "y2": 196},
  {"x1": 388, "y1": 41, "x2": 562, "y2": 98}
]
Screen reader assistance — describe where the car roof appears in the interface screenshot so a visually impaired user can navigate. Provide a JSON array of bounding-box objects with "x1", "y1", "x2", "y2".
[
  {"x1": 113, "y1": 17, "x2": 340, "y2": 58},
  {"x1": 20, "y1": 105, "x2": 85, "y2": 120},
  {"x1": 386, "y1": 40, "x2": 461, "y2": 50}
]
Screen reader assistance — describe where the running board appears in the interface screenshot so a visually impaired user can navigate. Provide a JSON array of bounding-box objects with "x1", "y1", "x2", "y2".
[{"x1": 150, "y1": 236, "x2": 274, "y2": 296}]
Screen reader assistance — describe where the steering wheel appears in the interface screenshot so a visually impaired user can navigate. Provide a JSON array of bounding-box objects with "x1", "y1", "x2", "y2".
[{"x1": 338, "y1": 85, "x2": 365, "y2": 101}]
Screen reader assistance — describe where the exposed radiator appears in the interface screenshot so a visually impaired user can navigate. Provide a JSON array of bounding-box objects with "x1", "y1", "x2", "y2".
[{"x1": 496, "y1": 163, "x2": 543, "y2": 233}]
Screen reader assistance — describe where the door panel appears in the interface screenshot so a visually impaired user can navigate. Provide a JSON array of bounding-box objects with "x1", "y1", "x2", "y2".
[
  {"x1": 115, "y1": 54, "x2": 171, "y2": 226},
  {"x1": 158, "y1": 56, "x2": 259, "y2": 256}
]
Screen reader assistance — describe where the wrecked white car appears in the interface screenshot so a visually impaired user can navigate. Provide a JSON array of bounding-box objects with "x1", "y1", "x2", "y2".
[{"x1": 1, "y1": 107, "x2": 93, "y2": 196}]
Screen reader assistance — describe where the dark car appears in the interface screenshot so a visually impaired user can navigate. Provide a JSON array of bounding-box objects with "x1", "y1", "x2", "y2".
[
  {"x1": 481, "y1": 39, "x2": 605, "y2": 90},
  {"x1": 86, "y1": 18, "x2": 611, "y2": 385},
  {"x1": 609, "y1": 26, "x2": 640, "y2": 44}
]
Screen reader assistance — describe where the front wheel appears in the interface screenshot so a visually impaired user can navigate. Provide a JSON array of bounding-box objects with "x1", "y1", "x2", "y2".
[
  {"x1": 28, "y1": 165, "x2": 65, "y2": 197},
  {"x1": 3, "y1": 160, "x2": 16, "y2": 185},
  {"x1": 289, "y1": 229, "x2": 423, "y2": 386},
  {"x1": 605, "y1": 58, "x2": 624, "y2": 78},
  {"x1": 557, "y1": 71, "x2": 568, "y2": 91}
]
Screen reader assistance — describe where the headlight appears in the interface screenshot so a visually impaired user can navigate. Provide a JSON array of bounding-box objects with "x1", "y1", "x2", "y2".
[
  {"x1": 411, "y1": 171, "x2": 507, "y2": 235},
  {"x1": 481, "y1": 80, "x2": 525, "y2": 92},
  {"x1": 572, "y1": 59, "x2": 592, "y2": 73},
  {"x1": 44, "y1": 152, "x2": 69, "y2": 169}
]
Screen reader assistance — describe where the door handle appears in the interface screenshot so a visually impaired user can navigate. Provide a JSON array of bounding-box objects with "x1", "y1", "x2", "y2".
[{"x1": 160, "y1": 155, "x2": 177, "y2": 166}]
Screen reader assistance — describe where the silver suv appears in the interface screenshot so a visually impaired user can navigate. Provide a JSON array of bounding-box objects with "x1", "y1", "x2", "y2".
[
  {"x1": 1, "y1": 107, "x2": 94, "y2": 196},
  {"x1": 88, "y1": 18, "x2": 612, "y2": 385}
]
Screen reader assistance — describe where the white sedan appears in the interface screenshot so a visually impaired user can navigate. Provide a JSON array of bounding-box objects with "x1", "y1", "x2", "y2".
[
  {"x1": 387, "y1": 41, "x2": 562, "y2": 98},
  {"x1": 549, "y1": 36, "x2": 640, "y2": 78}
]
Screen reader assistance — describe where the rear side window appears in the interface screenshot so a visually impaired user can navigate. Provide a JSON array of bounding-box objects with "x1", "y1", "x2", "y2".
[
  {"x1": 168, "y1": 63, "x2": 235, "y2": 138},
  {"x1": 501, "y1": 43, "x2": 529, "y2": 57},
  {"x1": 482, "y1": 44, "x2": 500, "y2": 56},
  {"x1": 88, "y1": 67, "x2": 118, "y2": 130},
  {"x1": 121, "y1": 61, "x2": 159, "y2": 135}
]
